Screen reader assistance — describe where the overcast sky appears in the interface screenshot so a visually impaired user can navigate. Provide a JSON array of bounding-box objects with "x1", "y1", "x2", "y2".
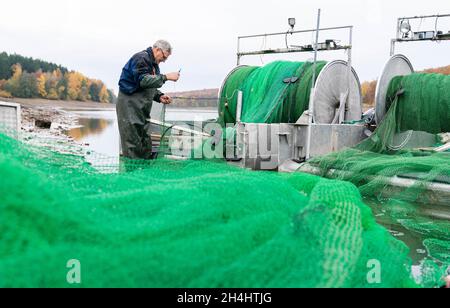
[{"x1": 1, "y1": 0, "x2": 449, "y2": 94}]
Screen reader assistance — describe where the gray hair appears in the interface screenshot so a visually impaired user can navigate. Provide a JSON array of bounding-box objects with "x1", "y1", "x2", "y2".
[{"x1": 153, "y1": 40, "x2": 172, "y2": 53}]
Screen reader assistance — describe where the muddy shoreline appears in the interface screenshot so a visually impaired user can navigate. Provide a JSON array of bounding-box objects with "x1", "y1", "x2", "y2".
[
  {"x1": 2, "y1": 97, "x2": 115, "y2": 131},
  {"x1": 1, "y1": 98, "x2": 115, "y2": 152},
  {"x1": 2, "y1": 97, "x2": 115, "y2": 110}
]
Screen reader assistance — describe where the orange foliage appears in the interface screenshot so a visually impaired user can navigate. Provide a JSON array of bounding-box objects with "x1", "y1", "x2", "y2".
[
  {"x1": 66, "y1": 71, "x2": 87, "y2": 101},
  {"x1": 422, "y1": 65, "x2": 450, "y2": 75},
  {"x1": 36, "y1": 73, "x2": 47, "y2": 98},
  {"x1": 361, "y1": 80, "x2": 377, "y2": 107}
]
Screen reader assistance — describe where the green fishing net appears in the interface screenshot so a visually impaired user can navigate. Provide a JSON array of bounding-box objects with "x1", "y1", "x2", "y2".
[
  {"x1": 310, "y1": 72, "x2": 450, "y2": 287},
  {"x1": 218, "y1": 61, "x2": 326, "y2": 126},
  {"x1": 215, "y1": 60, "x2": 326, "y2": 158},
  {"x1": 0, "y1": 132, "x2": 418, "y2": 288},
  {"x1": 1, "y1": 67, "x2": 448, "y2": 288}
]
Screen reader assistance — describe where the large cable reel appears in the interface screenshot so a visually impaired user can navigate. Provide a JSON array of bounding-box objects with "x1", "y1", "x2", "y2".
[
  {"x1": 312, "y1": 60, "x2": 362, "y2": 124},
  {"x1": 218, "y1": 60, "x2": 363, "y2": 125},
  {"x1": 374, "y1": 54, "x2": 414, "y2": 124}
]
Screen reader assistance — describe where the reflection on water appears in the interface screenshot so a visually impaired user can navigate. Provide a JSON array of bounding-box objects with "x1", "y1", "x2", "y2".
[
  {"x1": 366, "y1": 198, "x2": 450, "y2": 266},
  {"x1": 66, "y1": 108, "x2": 218, "y2": 157},
  {"x1": 70, "y1": 118, "x2": 112, "y2": 140},
  {"x1": 67, "y1": 110, "x2": 120, "y2": 157}
]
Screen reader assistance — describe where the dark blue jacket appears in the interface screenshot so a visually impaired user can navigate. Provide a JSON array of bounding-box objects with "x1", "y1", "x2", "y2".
[{"x1": 119, "y1": 47, "x2": 165, "y2": 95}]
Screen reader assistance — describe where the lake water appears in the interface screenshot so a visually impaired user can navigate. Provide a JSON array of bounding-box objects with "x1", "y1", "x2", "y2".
[{"x1": 67, "y1": 107, "x2": 218, "y2": 157}]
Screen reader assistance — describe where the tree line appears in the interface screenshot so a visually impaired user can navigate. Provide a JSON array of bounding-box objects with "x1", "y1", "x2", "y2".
[{"x1": 0, "y1": 52, "x2": 115, "y2": 103}]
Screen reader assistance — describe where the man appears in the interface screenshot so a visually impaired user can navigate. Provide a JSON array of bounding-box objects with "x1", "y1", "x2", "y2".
[{"x1": 117, "y1": 39, "x2": 180, "y2": 159}]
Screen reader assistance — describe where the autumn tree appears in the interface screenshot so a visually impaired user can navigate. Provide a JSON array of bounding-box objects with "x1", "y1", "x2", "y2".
[
  {"x1": 0, "y1": 79, "x2": 12, "y2": 98},
  {"x1": 422, "y1": 65, "x2": 450, "y2": 75},
  {"x1": 3, "y1": 63, "x2": 22, "y2": 95},
  {"x1": 17, "y1": 72, "x2": 39, "y2": 98},
  {"x1": 36, "y1": 71, "x2": 47, "y2": 98},
  {"x1": 89, "y1": 81, "x2": 101, "y2": 101},
  {"x1": 57, "y1": 75, "x2": 67, "y2": 100},
  {"x1": 0, "y1": 53, "x2": 116, "y2": 103},
  {"x1": 66, "y1": 71, "x2": 91, "y2": 101},
  {"x1": 0, "y1": 52, "x2": 67, "y2": 80},
  {"x1": 45, "y1": 70, "x2": 60, "y2": 100},
  {"x1": 79, "y1": 78, "x2": 89, "y2": 101},
  {"x1": 361, "y1": 80, "x2": 377, "y2": 107},
  {"x1": 107, "y1": 89, "x2": 116, "y2": 104},
  {"x1": 99, "y1": 84, "x2": 109, "y2": 103}
]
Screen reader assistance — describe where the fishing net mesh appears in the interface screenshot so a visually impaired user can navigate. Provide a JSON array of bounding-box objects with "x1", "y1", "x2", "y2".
[
  {"x1": 310, "y1": 73, "x2": 450, "y2": 287},
  {"x1": 215, "y1": 60, "x2": 326, "y2": 158},
  {"x1": 0, "y1": 68, "x2": 448, "y2": 288},
  {"x1": 0, "y1": 131, "x2": 419, "y2": 288},
  {"x1": 218, "y1": 61, "x2": 326, "y2": 126}
]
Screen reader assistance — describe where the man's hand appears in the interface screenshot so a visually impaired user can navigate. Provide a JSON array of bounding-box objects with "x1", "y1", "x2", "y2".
[
  {"x1": 160, "y1": 95, "x2": 172, "y2": 105},
  {"x1": 165, "y1": 72, "x2": 180, "y2": 82}
]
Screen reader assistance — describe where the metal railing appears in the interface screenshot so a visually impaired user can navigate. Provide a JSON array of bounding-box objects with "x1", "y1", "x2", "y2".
[
  {"x1": 235, "y1": 9, "x2": 354, "y2": 160},
  {"x1": 390, "y1": 13, "x2": 450, "y2": 56}
]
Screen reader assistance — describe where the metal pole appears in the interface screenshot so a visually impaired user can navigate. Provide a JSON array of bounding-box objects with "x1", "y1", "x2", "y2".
[
  {"x1": 236, "y1": 91, "x2": 243, "y2": 123},
  {"x1": 391, "y1": 18, "x2": 400, "y2": 55},
  {"x1": 344, "y1": 26, "x2": 353, "y2": 123},
  {"x1": 395, "y1": 18, "x2": 401, "y2": 40},
  {"x1": 390, "y1": 39, "x2": 396, "y2": 56},
  {"x1": 237, "y1": 37, "x2": 241, "y2": 65},
  {"x1": 311, "y1": 10, "x2": 321, "y2": 104},
  {"x1": 305, "y1": 8, "x2": 321, "y2": 161}
]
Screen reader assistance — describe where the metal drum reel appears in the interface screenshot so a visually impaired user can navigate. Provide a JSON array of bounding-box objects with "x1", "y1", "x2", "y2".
[
  {"x1": 312, "y1": 60, "x2": 363, "y2": 124},
  {"x1": 374, "y1": 54, "x2": 414, "y2": 124}
]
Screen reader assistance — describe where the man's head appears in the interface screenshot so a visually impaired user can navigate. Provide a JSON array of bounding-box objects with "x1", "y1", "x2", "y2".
[{"x1": 152, "y1": 40, "x2": 172, "y2": 64}]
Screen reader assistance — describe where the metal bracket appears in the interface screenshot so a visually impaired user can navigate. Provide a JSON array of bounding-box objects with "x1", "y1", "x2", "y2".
[{"x1": 283, "y1": 76, "x2": 300, "y2": 84}]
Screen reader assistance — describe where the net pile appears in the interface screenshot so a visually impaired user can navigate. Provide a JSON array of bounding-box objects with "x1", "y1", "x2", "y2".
[
  {"x1": 310, "y1": 73, "x2": 450, "y2": 287},
  {"x1": 0, "y1": 132, "x2": 418, "y2": 288},
  {"x1": 358, "y1": 73, "x2": 449, "y2": 153},
  {"x1": 218, "y1": 61, "x2": 326, "y2": 126}
]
